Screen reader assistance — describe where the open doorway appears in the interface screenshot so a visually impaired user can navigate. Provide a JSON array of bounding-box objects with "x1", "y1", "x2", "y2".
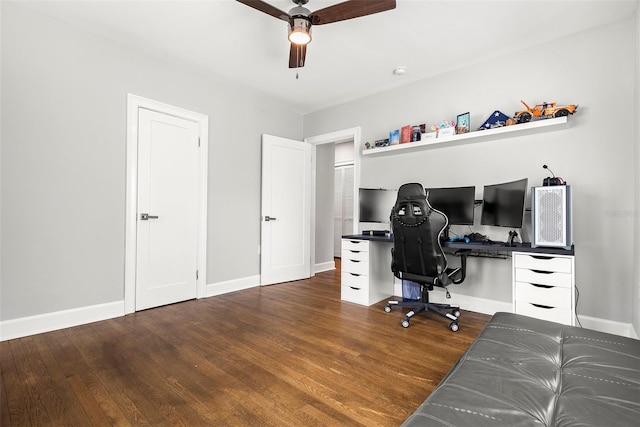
[
  {"x1": 334, "y1": 142, "x2": 354, "y2": 257},
  {"x1": 305, "y1": 127, "x2": 361, "y2": 274}
]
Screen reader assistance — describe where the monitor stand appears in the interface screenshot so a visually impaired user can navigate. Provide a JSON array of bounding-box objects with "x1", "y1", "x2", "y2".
[{"x1": 506, "y1": 230, "x2": 519, "y2": 247}]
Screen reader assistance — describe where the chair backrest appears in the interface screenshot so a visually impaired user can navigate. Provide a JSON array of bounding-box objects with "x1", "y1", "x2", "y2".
[{"x1": 390, "y1": 183, "x2": 449, "y2": 286}]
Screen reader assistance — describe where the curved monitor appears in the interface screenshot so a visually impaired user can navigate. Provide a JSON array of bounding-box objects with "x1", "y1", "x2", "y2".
[
  {"x1": 481, "y1": 178, "x2": 528, "y2": 228},
  {"x1": 358, "y1": 188, "x2": 397, "y2": 223},
  {"x1": 425, "y1": 186, "x2": 476, "y2": 225}
]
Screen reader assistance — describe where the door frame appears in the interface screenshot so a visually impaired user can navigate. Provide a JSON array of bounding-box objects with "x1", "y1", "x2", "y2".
[
  {"x1": 305, "y1": 127, "x2": 362, "y2": 274},
  {"x1": 124, "y1": 94, "x2": 209, "y2": 314}
]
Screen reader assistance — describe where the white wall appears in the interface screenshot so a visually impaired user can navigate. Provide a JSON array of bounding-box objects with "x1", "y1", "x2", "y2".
[
  {"x1": 305, "y1": 18, "x2": 637, "y2": 325},
  {"x1": 0, "y1": 3, "x2": 302, "y2": 321}
]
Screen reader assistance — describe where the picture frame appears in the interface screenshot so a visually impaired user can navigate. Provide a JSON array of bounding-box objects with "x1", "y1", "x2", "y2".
[
  {"x1": 389, "y1": 129, "x2": 400, "y2": 145},
  {"x1": 456, "y1": 112, "x2": 470, "y2": 134}
]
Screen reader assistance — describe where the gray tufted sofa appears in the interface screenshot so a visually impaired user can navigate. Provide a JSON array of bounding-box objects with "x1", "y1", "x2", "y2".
[{"x1": 402, "y1": 312, "x2": 640, "y2": 426}]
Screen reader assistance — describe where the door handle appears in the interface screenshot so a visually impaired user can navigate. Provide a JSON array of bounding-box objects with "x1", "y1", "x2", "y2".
[
  {"x1": 140, "y1": 213, "x2": 159, "y2": 220},
  {"x1": 264, "y1": 215, "x2": 277, "y2": 221}
]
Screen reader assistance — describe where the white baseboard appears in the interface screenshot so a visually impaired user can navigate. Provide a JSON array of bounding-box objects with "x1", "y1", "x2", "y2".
[
  {"x1": 314, "y1": 260, "x2": 336, "y2": 274},
  {"x1": 577, "y1": 314, "x2": 638, "y2": 338},
  {"x1": 5, "y1": 279, "x2": 636, "y2": 342},
  {"x1": 204, "y1": 275, "x2": 260, "y2": 297},
  {"x1": 0, "y1": 301, "x2": 125, "y2": 342}
]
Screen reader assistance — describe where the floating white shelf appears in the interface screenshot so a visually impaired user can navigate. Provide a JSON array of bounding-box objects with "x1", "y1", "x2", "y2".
[{"x1": 362, "y1": 116, "x2": 569, "y2": 156}]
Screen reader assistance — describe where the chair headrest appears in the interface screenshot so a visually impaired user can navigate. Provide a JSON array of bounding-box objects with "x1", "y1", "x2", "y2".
[{"x1": 397, "y1": 183, "x2": 426, "y2": 201}]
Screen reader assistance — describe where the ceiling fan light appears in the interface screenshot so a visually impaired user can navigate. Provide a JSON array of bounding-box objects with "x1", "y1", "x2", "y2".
[{"x1": 288, "y1": 17, "x2": 311, "y2": 45}]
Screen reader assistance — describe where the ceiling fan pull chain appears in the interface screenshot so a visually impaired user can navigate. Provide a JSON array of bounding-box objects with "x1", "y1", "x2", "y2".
[{"x1": 295, "y1": 45, "x2": 300, "y2": 79}]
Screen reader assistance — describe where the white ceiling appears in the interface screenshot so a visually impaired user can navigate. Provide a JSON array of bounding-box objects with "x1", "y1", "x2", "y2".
[{"x1": 18, "y1": 0, "x2": 639, "y2": 114}]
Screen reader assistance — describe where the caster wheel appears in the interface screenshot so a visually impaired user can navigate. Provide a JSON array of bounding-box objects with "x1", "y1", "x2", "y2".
[
  {"x1": 384, "y1": 305, "x2": 391, "y2": 313},
  {"x1": 453, "y1": 310, "x2": 461, "y2": 318},
  {"x1": 401, "y1": 319, "x2": 410, "y2": 328},
  {"x1": 449, "y1": 322, "x2": 459, "y2": 332}
]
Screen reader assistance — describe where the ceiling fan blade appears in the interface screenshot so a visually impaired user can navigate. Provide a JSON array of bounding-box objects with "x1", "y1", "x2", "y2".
[
  {"x1": 236, "y1": 0, "x2": 289, "y2": 22},
  {"x1": 310, "y1": 0, "x2": 396, "y2": 25},
  {"x1": 289, "y1": 43, "x2": 307, "y2": 68}
]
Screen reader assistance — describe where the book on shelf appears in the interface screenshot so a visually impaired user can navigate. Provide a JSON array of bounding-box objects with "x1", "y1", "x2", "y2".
[{"x1": 400, "y1": 125, "x2": 412, "y2": 143}]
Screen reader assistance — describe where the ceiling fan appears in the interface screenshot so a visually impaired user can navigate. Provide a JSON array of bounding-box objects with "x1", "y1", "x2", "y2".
[{"x1": 236, "y1": 0, "x2": 396, "y2": 68}]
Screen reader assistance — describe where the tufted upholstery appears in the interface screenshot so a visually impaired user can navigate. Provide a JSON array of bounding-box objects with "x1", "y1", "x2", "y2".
[{"x1": 402, "y1": 312, "x2": 640, "y2": 426}]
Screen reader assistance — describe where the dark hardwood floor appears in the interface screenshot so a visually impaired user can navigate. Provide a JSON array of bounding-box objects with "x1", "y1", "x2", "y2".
[{"x1": 1, "y1": 260, "x2": 490, "y2": 426}]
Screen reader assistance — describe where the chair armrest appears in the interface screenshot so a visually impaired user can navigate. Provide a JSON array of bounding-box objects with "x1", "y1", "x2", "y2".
[{"x1": 448, "y1": 250, "x2": 469, "y2": 284}]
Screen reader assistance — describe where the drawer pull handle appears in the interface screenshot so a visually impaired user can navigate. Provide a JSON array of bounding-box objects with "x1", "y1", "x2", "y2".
[
  {"x1": 349, "y1": 241, "x2": 361, "y2": 244},
  {"x1": 531, "y1": 303, "x2": 554, "y2": 309},
  {"x1": 531, "y1": 283, "x2": 553, "y2": 289},
  {"x1": 349, "y1": 273, "x2": 361, "y2": 277},
  {"x1": 349, "y1": 251, "x2": 361, "y2": 254},
  {"x1": 349, "y1": 286, "x2": 361, "y2": 291},
  {"x1": 531, "y1": 269, "x2": 552, "y2": 274},
  {"x1": 349, "y1": 260, "x2": 360, "y2": 263},
  {"x1": 531, "y1": 255, "x2": 553, "y2": 260}
]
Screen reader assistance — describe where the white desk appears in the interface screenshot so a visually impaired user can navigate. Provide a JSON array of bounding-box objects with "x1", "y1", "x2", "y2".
[{"x1": 341, "y1": 235, "x2": 576, "y2": 325}]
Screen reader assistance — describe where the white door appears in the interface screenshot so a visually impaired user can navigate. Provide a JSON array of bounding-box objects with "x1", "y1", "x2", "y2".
[
  {"x1": 261, "y1": 134, "x2": 311, "y2": 285},
  {"x1": 136, "y1": 109, "x2": 200, "y2": 310}
]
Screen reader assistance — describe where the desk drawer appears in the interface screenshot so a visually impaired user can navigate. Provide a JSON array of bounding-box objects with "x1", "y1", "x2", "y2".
[
  {"x1": 514, "y1": 254, "x2": 572, "y2": 273},
  {"x1": 515, "y1": 268, "x2": 572, "y2": 288},
  {"x1": 342, "y1": 258, "x2": 369, "y2": 275},
  {"x1": 341, "y1": 271, "x2": 369, "y2": 290},
  {"x1": 341, "y1": 284, "x2": 369, "y2": 305},
  {"x1": 515, "y1": 282, "x2": 571, "y2": 309},
  {"x1": 341, "y1": 249, "x2": 368, "y2": 262},
  {"x1": 342, "y1": 239, "x2": 369, "y2": 252},
  {"x1": 515, "y1": 301, "x2": 572, "y2": 325}
]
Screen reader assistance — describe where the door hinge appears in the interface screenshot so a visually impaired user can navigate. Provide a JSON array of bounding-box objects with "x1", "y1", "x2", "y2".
[{"x1": 196, "y1": 270, "x2": 199, "y2": 280}]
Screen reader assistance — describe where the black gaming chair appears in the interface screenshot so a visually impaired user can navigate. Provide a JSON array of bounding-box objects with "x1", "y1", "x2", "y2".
[{"x1": 384, "y1": 183, "x2": 468, "y2": 332}]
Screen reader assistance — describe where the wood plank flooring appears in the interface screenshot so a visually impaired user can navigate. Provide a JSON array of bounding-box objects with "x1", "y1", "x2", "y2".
[{"x1": 1, "y1": 260, "x2": 490, "y2": 426}]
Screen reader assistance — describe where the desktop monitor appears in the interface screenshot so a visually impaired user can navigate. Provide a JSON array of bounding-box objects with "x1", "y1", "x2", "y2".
[
  {"x1": 424, "y1": 186, "x2": 476, "y2": 225},
  {"x1": 358, "y1": 188, "x2": 397, "y2": 223},
  {"x1": 481, "y1": 178, "x2": 528, "y2": 228}
]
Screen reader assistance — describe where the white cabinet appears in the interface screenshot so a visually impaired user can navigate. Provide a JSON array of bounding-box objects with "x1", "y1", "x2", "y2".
[
  {"x1": 341, "y1": 238, "x2": 394, "y2": 306},
  {"x1": 512, "y1": 252, "x2": 575, "y2": 325}
]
